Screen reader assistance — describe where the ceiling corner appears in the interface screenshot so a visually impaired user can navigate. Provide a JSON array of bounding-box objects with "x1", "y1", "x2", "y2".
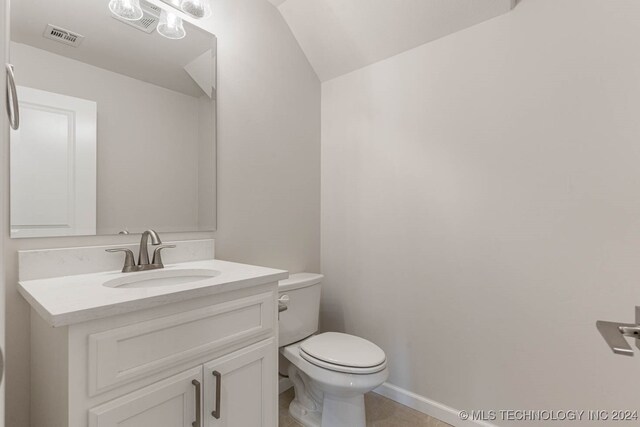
[{"x1": 276, "y1": 0, "x2": 516, "y2": 82}]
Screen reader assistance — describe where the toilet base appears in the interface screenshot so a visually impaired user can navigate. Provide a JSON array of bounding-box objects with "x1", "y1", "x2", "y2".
[
  {"x1": 288, "y1": 363, "x2": 367, "y2": 427},
  {"x1": 289, "y1": 397, "x2": 322, "y2": 427},
  {"x1": 320, "y1": 394, "x2": 366, "y2": 427}
]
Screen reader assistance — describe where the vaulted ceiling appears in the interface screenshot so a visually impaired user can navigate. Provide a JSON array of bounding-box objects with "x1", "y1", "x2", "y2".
[{"x1": 268, "y1": 0, "x2": 515, "y2": 81}]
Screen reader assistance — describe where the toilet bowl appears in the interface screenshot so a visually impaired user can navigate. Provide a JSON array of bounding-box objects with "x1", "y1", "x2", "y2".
[{"x1": 278, "y1": 274, "x2": 389, "y2": 427}]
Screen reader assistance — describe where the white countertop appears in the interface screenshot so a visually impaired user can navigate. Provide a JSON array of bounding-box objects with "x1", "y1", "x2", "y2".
[{"x1": 18, "y1": 259, "x2": 288, "y2": 327}]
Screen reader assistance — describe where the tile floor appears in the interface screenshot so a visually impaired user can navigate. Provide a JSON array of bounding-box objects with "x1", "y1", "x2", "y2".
[{"x1": 279, "y1": 388, "x2": 453, "y2": 427}]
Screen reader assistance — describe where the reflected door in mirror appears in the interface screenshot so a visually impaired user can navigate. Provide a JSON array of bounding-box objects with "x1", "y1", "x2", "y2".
[{"x1": 10, "y1": 86, "x2": 97, "y2": 238}]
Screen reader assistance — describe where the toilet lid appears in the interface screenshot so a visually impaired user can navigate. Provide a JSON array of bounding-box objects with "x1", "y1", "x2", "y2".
[{"x1": 300, "y1": 332, "x2": 386, "y2": 369}]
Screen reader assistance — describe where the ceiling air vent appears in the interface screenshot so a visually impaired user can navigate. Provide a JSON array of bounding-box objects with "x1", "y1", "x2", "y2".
[
  {"x1": 43, "y1": 24, "x2": 84, "y2": 47},
  {"x1": 111, "y1": 0, "x2": 160, "y2": 34}
]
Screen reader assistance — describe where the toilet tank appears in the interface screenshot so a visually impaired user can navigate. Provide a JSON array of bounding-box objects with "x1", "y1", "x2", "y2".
[{"x1": 278, "y1": 273, "x2": 323, "y2": 347}]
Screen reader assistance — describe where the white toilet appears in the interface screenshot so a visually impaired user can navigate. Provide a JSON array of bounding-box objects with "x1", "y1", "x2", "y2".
[{"x1": 278, "y1": 273, "x2": 389, "y2": 427}]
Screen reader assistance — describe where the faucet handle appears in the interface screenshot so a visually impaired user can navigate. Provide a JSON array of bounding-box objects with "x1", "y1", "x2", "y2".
[
  {"x1": 151, "y1": 245, "x2": 176, "y2": 267},
  {"x1": 106, "y1": 248, "x2": 136, "y2": 272}
]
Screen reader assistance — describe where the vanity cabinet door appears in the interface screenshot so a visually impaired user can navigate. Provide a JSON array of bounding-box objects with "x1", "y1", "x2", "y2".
[
  {"x1": 89, "y1": 367, "x2": 203, "y2": 427},
  {"x1": 203, "y1": 339, "x2": 277, "y2": 427}
]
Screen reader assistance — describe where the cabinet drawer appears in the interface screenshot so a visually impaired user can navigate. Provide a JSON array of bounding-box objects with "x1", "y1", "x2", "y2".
[{"x1": 88, "y1": 292, "x2": 274, "y2": 395}]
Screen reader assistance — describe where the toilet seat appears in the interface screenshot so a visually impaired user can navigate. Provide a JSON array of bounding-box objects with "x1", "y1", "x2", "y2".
[{"x1": 299, "y1": 332, "x2": 387, "y2": 374}]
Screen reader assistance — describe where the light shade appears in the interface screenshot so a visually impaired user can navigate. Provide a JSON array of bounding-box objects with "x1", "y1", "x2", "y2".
[
  {"x1": 180, "y1": 0, "x2": 212, "y2": 18},
  {"x1": 157, "y1": 10, "x2": 186, "y2": 40},
  {"x1": 108, "y1": 0, "x2": 144, "y2": 21}
]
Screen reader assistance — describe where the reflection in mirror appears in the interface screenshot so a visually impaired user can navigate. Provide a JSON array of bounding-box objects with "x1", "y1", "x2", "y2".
[{"x1": 9, "y1": 0, "x2": 216, "y2": 238}]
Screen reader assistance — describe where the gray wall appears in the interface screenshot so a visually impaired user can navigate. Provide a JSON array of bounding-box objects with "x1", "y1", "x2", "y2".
[
  {"x1": 210, "y1": 0, "x2": 320, "y2": 272},
  {"x1": 321, "y1": 0, "x2": 640, "y2": 422},
  {"x1": 4, "y1": 0, "x2": 320, "y2": 425}
]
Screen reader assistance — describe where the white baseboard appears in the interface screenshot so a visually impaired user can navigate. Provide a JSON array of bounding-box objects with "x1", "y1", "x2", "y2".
[{"x1": 373, "y1": 383, "x2": 497, "y2": 427}]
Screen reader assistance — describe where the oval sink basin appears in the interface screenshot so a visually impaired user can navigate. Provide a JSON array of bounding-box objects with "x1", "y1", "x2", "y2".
[{"x1": 103, "y1": 269, "x2": 220, "y2": 289}]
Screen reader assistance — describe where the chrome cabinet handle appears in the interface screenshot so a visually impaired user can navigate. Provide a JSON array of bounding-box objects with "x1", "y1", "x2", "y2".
[
  {"x1": 192, "y1": 379, "x2": 201, "y2": 427},
  {"x1": 0, "y1": 346, "x2": 4, "y2": 386},
  {"x1": 212, "y1": 371, "x2": 222, "y2": 419},
  {"x1": 5, "y1": 64, "x2": 19, "y2": 130}
]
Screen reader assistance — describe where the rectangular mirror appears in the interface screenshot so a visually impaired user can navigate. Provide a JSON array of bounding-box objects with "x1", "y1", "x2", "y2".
[{"x1": 9, "y1": 0, "x2": 216, "y2": 238}]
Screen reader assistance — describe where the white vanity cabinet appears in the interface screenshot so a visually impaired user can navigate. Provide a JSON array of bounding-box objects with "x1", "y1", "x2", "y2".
[{"x1": 28, "y1": 280, "x2": 280, "y2": 427}]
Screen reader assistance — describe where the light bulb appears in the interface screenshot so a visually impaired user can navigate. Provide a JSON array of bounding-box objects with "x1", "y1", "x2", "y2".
[
  {"x1": 109, "y1": 0, "x2": 144, "y2": 21},
  {"x1": 157, "y1": 10, "x2": 186, "y2": 40},
  {"x1": 180, "y1": 0, "x2": 211, "y2": 18}
]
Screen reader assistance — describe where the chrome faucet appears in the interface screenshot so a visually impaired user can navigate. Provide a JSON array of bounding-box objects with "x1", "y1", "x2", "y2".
[
  {"x1": 106, "y1": 229, "x2": 175, "y2": 273},
  {"x1": 138, "y1": 229, "x2": 162, "y2": 266}
]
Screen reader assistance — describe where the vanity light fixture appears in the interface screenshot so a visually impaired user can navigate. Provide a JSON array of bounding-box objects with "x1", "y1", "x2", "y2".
[
  {"x1": 109, "y1": 0, "x2": 191, "y2": 40},
  {"x1": 180, "y1": 0, "x2": 212, "y2": 18},
  {"x1": 108, "y1": 0, "x2": 144, "y2": 21},
  {"x1": 158, "y1": 0, "x2": 212, "y2": 19},
  {"x1": 157, "y1": 9, "x2": 186, "y2": 39}
]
